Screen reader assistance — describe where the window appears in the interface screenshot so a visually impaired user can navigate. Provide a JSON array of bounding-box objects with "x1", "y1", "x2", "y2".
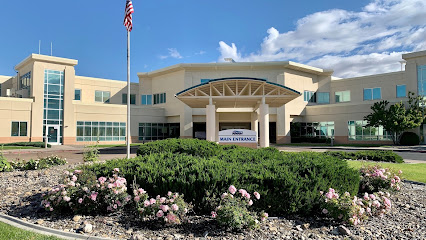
[
  {"x1": 11, "y1": 121, "x2": 27, "y2": 136},
  {"x1": 348, "y1": 120, "x2": 391, "y2": 141},
  {"x1": 418, "y1": 65, "x2": 426, "y2": 96},
  {"x1": 335, "y1": 90, "x2": 350, "y2": 102},
  {"x1": 201, "y1": 79, "x2": 210, "y2": 84},
  {"x1": 76, "y1": 121, "x2": 126, "y2": 142},
  {"x1": 304, "y1": 91, "x2": 316, "y2": 102},
  {"x1": 139, "y1": 123, "x2": 180, "y2": 140},
  {"x1": 290, "y1": 122, "x2": 334, "y2": 139},
  {"x1": 0, "y1": 83, "x2": 2, "y2": 97},
  {"x1": 95, "y1": 91, "x2": 110, "y2": 103},
  {"x1": 396, "y1": 85, "x2": 406, "y2": 98},
  {"x1": 19, "y1": 71, "x2": 31, "y2": 90},
  {"x1": 141, "y1": 94, "x2": 152, "y2": 105},
  {"x1": 317, "y1": 92, "x2": 330, "y2": 104},
  {"x1": 122, "y1": 93, "x2": 136, "y2": 104},
  {"x1": 153, "y1": 93, "x2": 166, "y2": 104},
  {"x1": 75, "y1": 89, "x2": 81, "y2": 100},
  {"x1": 363, "y1": 87, "x2": 381, "y2": 101}
]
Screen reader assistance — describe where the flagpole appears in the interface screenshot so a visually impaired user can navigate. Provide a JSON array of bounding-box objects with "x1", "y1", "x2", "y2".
[{"x1": 126, "y1": 29, "x2": 131, "y2": 159}]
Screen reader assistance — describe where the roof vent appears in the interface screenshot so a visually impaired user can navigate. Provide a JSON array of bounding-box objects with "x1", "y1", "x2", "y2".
[{"x1": 224, "y1": 58, "x2": 236, "y2": 63}]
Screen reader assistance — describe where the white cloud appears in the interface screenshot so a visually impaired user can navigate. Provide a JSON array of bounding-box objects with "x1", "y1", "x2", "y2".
[
  {"x1": 217, "y1": 0, "x2": 426, "y2": 78},
  {"x1": 159, "y1": 48, "x2": 183, "y2": 59},
  {"x1": 195, "y1": 50, "x2": 206, "y2": 55}
]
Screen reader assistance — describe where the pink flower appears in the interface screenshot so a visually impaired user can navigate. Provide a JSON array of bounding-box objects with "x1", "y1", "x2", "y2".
[
  {"x1": 71, "y1": 175, "x2": 77, "y2": 182},
  {"x1": 160, "y1": 205, "x2": 169, "y2": 212},
  {"x1": 98, "y1": 177, "x2": 107, "y2": 184},
  {"x1": 221, "y1": 193, "x2": 228, "y2": 199},
  {"x1": 74, "y1": 170, "x2": 82, "y2": 174},
  {"x1": 150, "y1": 198, "x2": 156, "y2": 205},
  {"x1": 254, "y1": 192, "x2": 260, "y2": 200},
  {"x1": 184, "y1": 208, "x2": 188, "y2": 214},
  {"x1": 322, "y1": 208, "x2": 328, "y2": 214},
  {"x1": 363, "y1": 193, "x2": 369, "y2": 201},
  {"x1": 167, "y1": 191, "x2": 172, "y2": 197},
  {"x1": 113, "y1": 204, "x2": 117, "y2": 209},
  {"x1": 160, "y1": 197, "x2": 166, "y2": 204},
  {"x1": 134, "y1": 196, "x2": 140, "y2": 202},
  {"x1": 171, "y1": 204, "x2": 179, "y2": 211},
  {"x1": 90, "y1": 192, "x2": 98, "y2": 201},
  {"x1": 138, "y1": 188, "x2": 146, "y2": 194},
  {"x1": 261, "y1": 212, "x2": 268, "y2": 221},
  {"x1": 143, "y1": 200, "x2": 150, "y2": 207},
  {"x1": 369, "y1": 194, "x2": 376, "y2": 200},
  {"x1": 107, "y1": 184, "x2": 113, "y2": 189},
  {"x1": 398, "y1": 170, "x2": 402, "y2": 174},
  {"x1": 63, "y1": 196, "x2": 71, "y2": 202},
  {"x1": 383, "y1": 197, "x2": 392, "y2": 209},
  {"x1": 248, "y1": 200, "x2": 253, "y2": 206},
  {"x1": 239, "y1": 189, "x2": 247, "y2": 197},
  {"x1": 211, "y1": 211, "x2": 217, "y2": 218},
  {"x1": 78, "y1": 198, "x2": 83, "y2": 204},
  {"x1": 113, "y1": 168, "x2": 120, "y2": 172},
  {"x1": 156, "y1": 210, "x2": 164, "y2": 218},
  {"x1": 244, "y1": 192, "x2": 251, "y2": 199},
  {"x1": 166, "y1": 213, "x2": 177, "y2": 223},
  {"x1": 116, "y1": 200, "x2": 122, "y2": 207},
  {"x1": 229, "y1": 185, "x2": 237, "y2": 195}
]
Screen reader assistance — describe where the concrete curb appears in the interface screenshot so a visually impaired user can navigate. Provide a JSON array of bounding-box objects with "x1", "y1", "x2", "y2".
[{"x1": 0, "y1": 214, "x2": 114, "y2": 240}]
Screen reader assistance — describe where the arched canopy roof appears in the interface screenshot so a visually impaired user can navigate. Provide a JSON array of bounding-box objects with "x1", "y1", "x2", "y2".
[{"x1": 175, "y1": 77, "x2": 301, "y2": 108}]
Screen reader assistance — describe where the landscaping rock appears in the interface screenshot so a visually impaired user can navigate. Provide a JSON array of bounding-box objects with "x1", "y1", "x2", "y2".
[
  {"x1": 338, "y1": 225, "x2": 351, "y2": 235},
  {"x1": 72, "y1": 215, "x2": 82, "y2": 222},
  {"x1": 83, "y1": 223, "x2": 93, "y2": 233}
]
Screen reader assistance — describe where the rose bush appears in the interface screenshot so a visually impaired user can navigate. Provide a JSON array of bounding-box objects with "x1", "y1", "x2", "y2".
[
  {"x1": 211, "y1": 185, "x2": 268, "y2": 230},
  {"x1": 360, "y1": 165, "x2": 403, "y2": 192}
]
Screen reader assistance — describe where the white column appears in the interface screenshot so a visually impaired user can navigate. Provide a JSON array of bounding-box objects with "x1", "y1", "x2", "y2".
[
  {"x1": 259, "y1": 98, "x2": 269, "y2": 147},
  {"x1": 251, "y1": 112, "x2": 258, "y2": 140},
  {"x1": 206, "y1": 98, "x2": 216, "y2": 142}
]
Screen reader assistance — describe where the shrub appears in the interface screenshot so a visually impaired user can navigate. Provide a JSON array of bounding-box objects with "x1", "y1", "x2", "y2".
[
  {"x1": 324, "y1": 150, "x2": 404, "y2": 163},
  {"x1": 2, "y1": 142, "x2": 51, "y2": 148},
  {"x1": 0, "y1": 150, "x2": 12, "y2": 172},
  {"x1": 42, "y1": 168, "x2": 131, "y2": 214},
  {"x1": 10, "y1": 155, "x2": 67, "y2": 170},
  {"x1": 83, "y1": 144, "x2": 100, "y2": 162},
  {"x1": 359, "y1": 165, "x2": 403, "y2": 192},
  {"x1": 211, "y1": 185, "x2": 267, "y2": 230},
  {"x1": 82, "y1": 149, "x2": 359, "y2": 216},
  {"x1": 136, "y1": 138, "x2": 223, "y2": 158},
  {"x1": 320, "y1": 188, "x2": 392, "y2": 225},
  {"x1": 399, "y1": 132, "x2": 420, "y2": 146}
]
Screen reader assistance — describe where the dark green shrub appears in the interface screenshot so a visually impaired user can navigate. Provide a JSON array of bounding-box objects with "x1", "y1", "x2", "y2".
[
  {"x1": 324, "y1": 150, "x2": 404, "y2": 163},
  {"x1": 2, "y1": 142, "x2": 51, "y2": 148},
  {"x1": 82, "y1": 150, "x2": 359, "y2": 216},
  {"x1": 399, "y1": 132, "x2": 420, "y2": 146},
  {"x1": 136, "y1": 138, "x2": 223, "y2": 158}
]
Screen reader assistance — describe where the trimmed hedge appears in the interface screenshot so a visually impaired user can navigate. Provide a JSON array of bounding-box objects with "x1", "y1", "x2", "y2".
[
  {"x1": 2, "y1": 142, "x2": 51, "y2": 148},
  {"x1": 399, "y1": 132, "x2": 420, "y2": 146},
  {"x1": 324, "y1": 150, "x2": 404, "y2": 163},
  {"x1": 85, "y1": 140, "x2": 359, "y2": 216}
]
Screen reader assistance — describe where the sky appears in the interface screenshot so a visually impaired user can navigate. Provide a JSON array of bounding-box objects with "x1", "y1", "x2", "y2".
[{"x1": 0, "y1": 0, "x2": 425, "y2": 82}]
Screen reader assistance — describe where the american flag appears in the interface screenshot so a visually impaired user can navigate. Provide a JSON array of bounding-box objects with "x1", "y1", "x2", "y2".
[{"x1": 123, "y1": 0, "x2": 134, "y2": 32}]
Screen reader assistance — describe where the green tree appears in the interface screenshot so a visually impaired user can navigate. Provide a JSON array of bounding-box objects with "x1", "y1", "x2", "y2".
[{"x1": 364, "y1": 92, "x2": 425, "y2": 145}]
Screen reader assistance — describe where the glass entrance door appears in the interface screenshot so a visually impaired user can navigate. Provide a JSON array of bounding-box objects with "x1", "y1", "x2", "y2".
[{"x1": 47, "y1": 125, "x2": 60, "y2": 145}]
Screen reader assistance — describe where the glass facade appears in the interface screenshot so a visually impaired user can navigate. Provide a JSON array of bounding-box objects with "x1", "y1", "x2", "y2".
[
  {"x1": 11, "y1": 122, "x2": 27, "y2": 136},
  {"x1": 396, "y1": 85, "x2": 406, "y2": 98},
  {"x1": 335, "y1": 90, "x2": 350, "y2": 102},
  {"x1": 19, "y1": 71, "x2": 31, "y2": 96},
  {"x1": 290, "y1": 122, "x2": 334, "y2": 138},
  {"x1": 304, "y1": 91, "x2": 316, "y2": 102},
  {"x1": 122, "y1": 93, "x2": 136, "y2": 104},
  {"x1": 138, "y1": 123, "x2": 180, "y2": 141},
  {"x1": 153, "y1": 93, "x2": 166, "y2": 104},
  {"x1": 75, "y1": 89, "x2": 81, "y2": 100},
  {"x1": 348, "y1": 120, "x2": 391, "y2": 141},
  {"x1": 317, "y1": 92, "x2": 330, "y2": 104},
  {"x1": 141, "y1": 95, "x2": 152, "y2": 105},
  {"x1": 418, "y1": 65, "x2": 426, "y2": 97},
  {"x1": 364, "y1": 88, "x2": 381, "y2": 101},
  {"x1": 77, "y1": 121, "x2": 126, "y2": 142},
  {"x1": 43, "y1": 70, "x2": 64, "y2": 143}
]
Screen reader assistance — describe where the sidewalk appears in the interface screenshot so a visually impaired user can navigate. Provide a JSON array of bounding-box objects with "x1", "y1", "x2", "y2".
[{"x1": 274, "y1": 144, "x2": 426, "y2": 153}]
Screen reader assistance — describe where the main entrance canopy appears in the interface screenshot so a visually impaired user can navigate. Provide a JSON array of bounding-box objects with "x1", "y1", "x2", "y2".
[
  {"x1": 175, "y1": 77, "x2": 301, "y2": 109},
  {"x1": 175, "y1": 78, "x2": 301, "y2": 147}
]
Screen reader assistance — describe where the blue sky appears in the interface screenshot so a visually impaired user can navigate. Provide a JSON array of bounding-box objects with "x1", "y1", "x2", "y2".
[{"x1": 0, "y1": 0, "x2": 424, "y2": 82}]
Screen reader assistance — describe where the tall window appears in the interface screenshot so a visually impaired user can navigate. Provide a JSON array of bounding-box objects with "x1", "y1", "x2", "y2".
[
  {"x1": 335, "y1": 90, "x2": 350, "y2": 102},
  {"x1": 141, "y1": 94, "x2": 152, "y2": 105},
  {"x1": 19, "y1": 71, "x2": 31, "y2": 95},
  {"x1": 75, "y1": 89, "x2": 81, "y2": 100},
  {"x1": 396, "y1": 85, "x2": 406, "y2": 98},
  {"x1": 11, "y1": 121, "x2": 27, "y2": 136},
  {"x1": 122, "y1": 93, "x2": 136, "y2": 104},
  {"x1": 0, "y1": 83, "x2": 2, "y2": 96},
  {"x1": 153, "y1": 93, "x2": 166, "y2": 104},
  {"x1": 418, "y1": 65, "x2": 426, "y2": 96},
  {"x1": 348, "y1": 120, "x2": 391, "y2": 141},
  {"x1": 364, "y1": 88, "x2": 381, "y2": 101},
  {"x1": 317, "y1": 92, "x2": 330, "y2": 104},
  {"x1": 95, "y1": 91, "x2": 110, "y2": 103},
  {"x1": 304, "y1": 91, "x2": 316, "y2": 102},
  {"x1": 43, "y1": 70, "x2": 64, "y2": 143}
]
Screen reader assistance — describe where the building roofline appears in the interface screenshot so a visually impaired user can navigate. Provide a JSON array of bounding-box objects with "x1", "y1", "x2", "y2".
[
  {"x1": 137, "y1": 61, "x2": 333, "y2": 78},
  {"x1": 402, "y1": 50, "x2": 426, "y2": 60},
  {"x1": 332, "y1": 71, "x2": 403, "y2": 82},
  {"x1": 75, "y1": 75, "x2": 139, "y2": 85},
  {"x1": 15, "y1": 54, "x2": 78, "y2": 70}
]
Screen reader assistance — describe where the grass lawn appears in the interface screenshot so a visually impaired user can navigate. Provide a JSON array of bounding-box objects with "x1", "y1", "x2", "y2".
[
  {"x1": 1, "y1": 146, "x2": 37, "y2": 150},
  {"x1": 348, "y1": 160, "x2": 426, "y2": 183},
  {"x1": 276, "y1": 143, "x2": 391, "y2": 147},
  {"x1": 0, "y1": 222, "x2": 62, "y2": 240}
]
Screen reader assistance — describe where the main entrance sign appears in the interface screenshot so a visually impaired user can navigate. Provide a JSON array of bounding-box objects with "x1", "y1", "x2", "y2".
[{"x1": 219, "y1": 129, "x2": 257, "y2": 148}]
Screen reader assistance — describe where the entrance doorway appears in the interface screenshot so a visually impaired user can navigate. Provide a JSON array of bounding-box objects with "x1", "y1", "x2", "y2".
[{"x1": 46, "y1": 125, "x2": 60, "y2": 145}]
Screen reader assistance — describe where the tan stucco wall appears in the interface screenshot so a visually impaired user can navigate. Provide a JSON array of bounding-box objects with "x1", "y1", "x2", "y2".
[{"x1": 0, "y1": 98, "x2": 33, "y2": 143}]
